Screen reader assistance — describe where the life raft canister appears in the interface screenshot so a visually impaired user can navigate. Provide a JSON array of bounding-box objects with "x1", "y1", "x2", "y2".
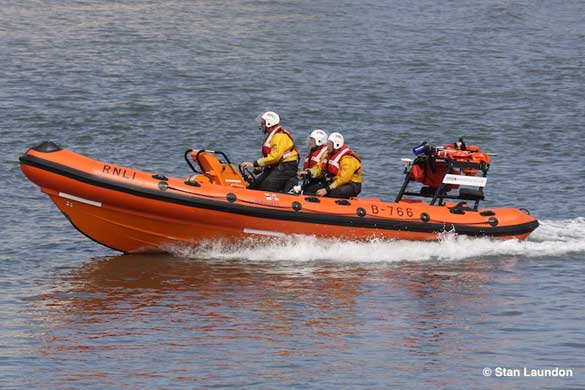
[
  {"x1": 323, "y1": 145, "x2": 361, "y2": 176},
  {"x1": 303, "y1": 145, "x2": 328, "y2": 170},
  {"x1": 261, "y1": 125, "x2": 298, "y2": 160}
]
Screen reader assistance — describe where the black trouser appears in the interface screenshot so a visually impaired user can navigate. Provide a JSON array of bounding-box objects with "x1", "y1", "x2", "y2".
[
  {"x1": 326, "y1": 182, "x2": 361, "y2": 199},
  {"x1": 302, "y1": 181, "x2": 325, "y2": 195},
  {"x1": 284, "y1": 177, "x2": 325, "y2": 195},
  {"x1": 252, "y1": 161, "x2": 298, "y2": 193},
  {"x1": 284, "y1": 176, "x2": 302, "y2": 194}
]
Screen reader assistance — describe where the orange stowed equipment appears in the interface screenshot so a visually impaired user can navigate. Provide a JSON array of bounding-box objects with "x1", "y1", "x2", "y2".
[
  {"x1": 409, "y1": 143, "x2": 458, "y2": 190},
  {"x1": 189, "y1": 150, "x2": 247, "y2": 188},
  {"x1": 435, "y1": 142, "x2": 492, "y2": 176},
  {"x1": 409, "y1": 158, "x2": 455, "y2": 190},
  {"x1": 409, "y1": 139, "x2": 492, "y2": 188}
]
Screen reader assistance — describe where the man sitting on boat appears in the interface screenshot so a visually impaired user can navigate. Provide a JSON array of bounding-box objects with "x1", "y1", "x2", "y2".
[
  {"x1": 240, "y1": 111, "x2": 299, "y2": 193},
  {"x1": 314, "y1": 132, "x2": 362, "y2": 199},
  {"x1": 286, "y1": 129, "x2": 329, "y2": 195}
]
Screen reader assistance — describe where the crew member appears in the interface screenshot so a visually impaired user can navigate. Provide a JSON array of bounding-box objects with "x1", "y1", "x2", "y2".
[
  {"x1": 285, "y1": 129, "x2": 328, "y2": 194},
  {"x1": 240, "y1": 111, "x2": 299, "y2": 193},
  {"x1": 315, "y1": 132, "x2": 362, "y2": 198}
]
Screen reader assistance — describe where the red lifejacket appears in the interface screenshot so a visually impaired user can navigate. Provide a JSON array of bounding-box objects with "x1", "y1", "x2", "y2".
[
  {"x1": 322, "y1": 145, "x2": 361, "y2": 176},
  {"x1": 303, "y1": 145, "x2": 328, "y2": 170},
  {"x1": 261, "y1": 125, "x2": 297, "y2": 159}
]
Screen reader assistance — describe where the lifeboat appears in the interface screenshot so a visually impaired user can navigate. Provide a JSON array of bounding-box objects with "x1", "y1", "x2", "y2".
[{"x1": 19, "y1": 141, "x2": 539, "y2": 253}]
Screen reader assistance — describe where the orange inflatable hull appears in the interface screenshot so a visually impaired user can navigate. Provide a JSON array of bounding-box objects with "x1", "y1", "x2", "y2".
[{"x1": 20, "y1": 142, "x2": 539, "y2": 253}]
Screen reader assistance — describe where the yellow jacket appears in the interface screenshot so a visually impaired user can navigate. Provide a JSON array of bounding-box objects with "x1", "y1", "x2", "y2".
[
  {"x1": 307, "y1": 149, "x2": 329, "y2": 179},
  {"x1": 256, "y1": 132, "x2": 298, "y2": 167},
  {"x1": 328, "y1": 155, "x2": 362, "y2": 191}
]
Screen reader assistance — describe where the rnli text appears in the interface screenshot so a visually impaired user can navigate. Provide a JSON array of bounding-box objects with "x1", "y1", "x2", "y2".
[{"x1": 102, "y1": 165, "x2": 137, "y2": 180}]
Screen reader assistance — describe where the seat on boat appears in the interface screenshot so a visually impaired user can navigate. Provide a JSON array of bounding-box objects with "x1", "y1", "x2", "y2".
[
  {"x1": 458, "y1": 188, "x2": 484, "y2": 201},
  {"x1": 195, "y1": 151, "x2": 247, "y2": 188}
]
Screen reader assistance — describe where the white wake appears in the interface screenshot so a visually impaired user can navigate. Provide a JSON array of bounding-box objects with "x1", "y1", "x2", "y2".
[{"x1": 170, "y1": 218, "x2": 585, "y2": 263}]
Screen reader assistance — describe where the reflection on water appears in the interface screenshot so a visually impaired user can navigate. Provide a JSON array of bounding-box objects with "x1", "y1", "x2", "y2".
[
  {"x1": 28, "y1": 254, "x2": 514, "y2": 388},
  {"x1": 44, "y1": 255, "x2": 365, "y2": 349}
]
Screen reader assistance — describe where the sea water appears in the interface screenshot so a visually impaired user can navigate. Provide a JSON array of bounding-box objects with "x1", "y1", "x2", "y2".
[{"x1": 1, "y1": 0, "x2": 584, "y2": 389}]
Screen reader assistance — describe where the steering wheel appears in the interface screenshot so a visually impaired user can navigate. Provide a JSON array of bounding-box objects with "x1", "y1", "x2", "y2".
[{"x1": 239, "y1": 164, "x2": 257, "y2": 186}]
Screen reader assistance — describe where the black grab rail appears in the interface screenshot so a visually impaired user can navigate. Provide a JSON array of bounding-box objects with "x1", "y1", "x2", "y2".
[
  {"x1": 184, "y1": 149, "x2": 233, "y2": 173},
  {"x1": 184, "y1": 149, "x2": 200, "y2": 173}
]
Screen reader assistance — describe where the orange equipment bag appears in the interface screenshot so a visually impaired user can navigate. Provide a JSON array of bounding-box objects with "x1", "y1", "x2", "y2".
[{"x1": 410, "y1": 159, "x2": 458, "y2": 190}]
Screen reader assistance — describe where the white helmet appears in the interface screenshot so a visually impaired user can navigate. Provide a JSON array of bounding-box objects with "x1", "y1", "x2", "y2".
[
  {"x1": 257, "y1": 111, "x2": 280, "y2": 128},
  {"x1": 309, "y1": 129, "x2": 328, "y2": 146},
  {"x1": 328, "y1": 132, "x2": 344, "y2": 150}
]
